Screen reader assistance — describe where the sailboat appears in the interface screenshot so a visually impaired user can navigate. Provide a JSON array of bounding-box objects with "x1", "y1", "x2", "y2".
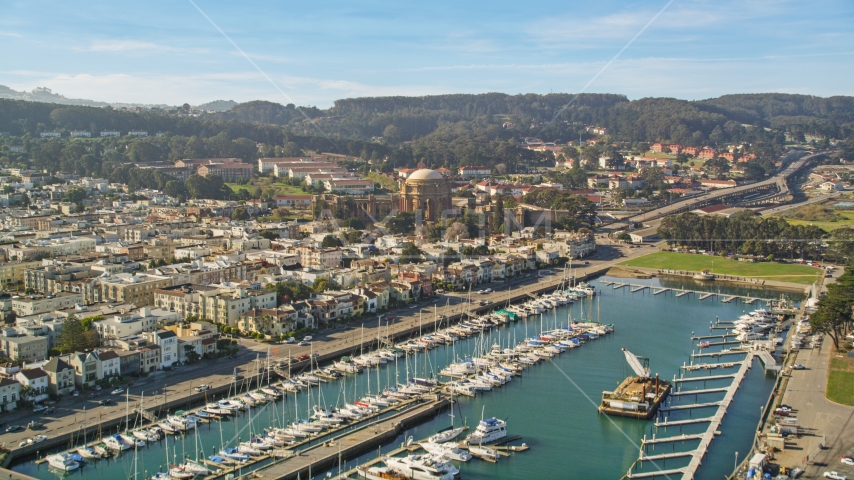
[{"x1": 427, "y1": 399, "x2": 464, "y2": 443}]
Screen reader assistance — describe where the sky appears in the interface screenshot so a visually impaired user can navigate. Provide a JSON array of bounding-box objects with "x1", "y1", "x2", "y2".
[{"x1": 1, "y1": 0, "x2": 853, "y2": 108}]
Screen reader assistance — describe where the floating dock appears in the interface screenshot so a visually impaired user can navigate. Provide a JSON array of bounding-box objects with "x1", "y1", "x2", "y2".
[
  {"x1": 623, "y1": 353, "x2": 756, "y2": 480},
  {"x1": 608, "y1": 282, "x2": 778, "y2": 304}
]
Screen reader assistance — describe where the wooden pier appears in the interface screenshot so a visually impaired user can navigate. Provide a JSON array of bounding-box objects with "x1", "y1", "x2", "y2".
[
  {"x1": 659, "y1": 401, "x2": 722, "y2": 412},
  {"x1": 226, "y1": 398, "x2": 449, "y2": 480}
]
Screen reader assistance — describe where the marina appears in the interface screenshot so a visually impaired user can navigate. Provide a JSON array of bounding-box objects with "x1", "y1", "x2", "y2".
[{"x1": 11, "y1": 275, "x2": 790, "y2": 480}]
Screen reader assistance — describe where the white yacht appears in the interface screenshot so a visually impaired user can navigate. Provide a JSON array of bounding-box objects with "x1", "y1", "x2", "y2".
[
  {"x1": 465, "y1": 417, "x2": 507, "y2": 445},
  {"x1": 47, "y1": 453, "x2": 81, "y2": 471},
  {"x1": 419, "y1": 441, "x2": 472, "y2": 462},
  {"x1": 383, "y1": 455, "x2": 456, "y2": 480}
]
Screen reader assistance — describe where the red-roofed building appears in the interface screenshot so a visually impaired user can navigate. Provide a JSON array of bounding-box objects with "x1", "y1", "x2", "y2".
[
  {"x1": 698, "y1": 148, "x2": 719, "y2": 159},
  {"x1": 197, "y1": 162, "x2": 253, "y2": 181},
  {"x1": 682, "y1": 146, "x2": 700, "y2": 156}
]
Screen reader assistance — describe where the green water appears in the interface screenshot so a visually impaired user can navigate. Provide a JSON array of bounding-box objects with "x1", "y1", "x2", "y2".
[{"x1": 14, "y1": 276, "x2": 792, "y2": 479}]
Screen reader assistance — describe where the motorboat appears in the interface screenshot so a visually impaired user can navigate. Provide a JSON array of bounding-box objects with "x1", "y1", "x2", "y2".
[
  {"x1": 419, "y1": 441, "x2": 472, "y2": 462},
  {"x1": 47, "y1": 453, "x2": 81, "y2": 471},
  {"x1": 103, "y1": 434, "x2": 129, "y2": 451},
  {"x1": 77, "y1": 445, "x2": 101, "y2": 460},
  {"x1": 358, "y1": 466, "x2": 408, "y2": 480},
  {"x1": 465, "y1": 417, "x2": 507, "y2": 445},
  {"x1": 469, "y1": 444, "x2": 500, "y2": 461},
  {"x1": 384, "y1": 454, "x2": 457, "y2": 480}
]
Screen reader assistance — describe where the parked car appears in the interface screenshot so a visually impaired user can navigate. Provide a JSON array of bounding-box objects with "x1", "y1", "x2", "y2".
[
  {"x1": 5, "y1": 425, "x2": 23, "y2": 433},
  {"x1": 297, "y1": 341, "x2": 309, "y2": 346},
  {"x1": 194, "y1": 384, "x2": 210, "y2": 392},
  {"x1": 111, "y1": 388, "x2": 124, "y2": 395},
  {"x1": 823, "y1": 472, "x2": 848, "y2": 480},
  {"x1": 285, "y1": 337, "x2": 295, "y2": 344},
  {"x1": 792, "y1": 364, "x2": 806, "y2": 370},
  {"x1": 303, "y1": 336, "x2": 313, "y2": 342},
  {"x1": 841, "y1": 457, "x2": 854, "y2": 466},
  {"x1": 32, "y1": 405, "x2": 47, "y2": 413}
]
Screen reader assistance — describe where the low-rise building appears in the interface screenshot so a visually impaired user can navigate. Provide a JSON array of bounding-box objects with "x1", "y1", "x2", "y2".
[
  {"x1": 15, "y1": 368, "x2": 49, "y2": 402},
  {"x1": 0, "y1": 377, "x2": 21, "y2": 411},
  {"x1": 0, "y1": 330, "x2": 48, "y2": 361},
  {"x1": 42, "y1": 357, "x2": 75, "y2": 395}
]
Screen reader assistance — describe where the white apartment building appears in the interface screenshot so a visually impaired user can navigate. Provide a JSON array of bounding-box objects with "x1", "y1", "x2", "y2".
[{"x1": 153, "y1": 284, "x2": 277, "y2": 327}]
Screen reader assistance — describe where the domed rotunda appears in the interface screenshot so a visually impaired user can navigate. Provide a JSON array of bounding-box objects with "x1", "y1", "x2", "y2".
[{"x1": 398, "y1": 169, "x2": 452, "y2": 221}]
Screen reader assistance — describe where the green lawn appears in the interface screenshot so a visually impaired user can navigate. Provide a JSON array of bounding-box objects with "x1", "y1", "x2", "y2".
[
  {"x1": 783, "y1": 211, "x2": 854, "y2": 232},
  {"x1": 827, "y1": 357, "x2": 854, "y2": 406},
  {"x1": 226, "y1": 182, "x2": 309, "y2": 196},
  {"x1": 621, "y1": 252, "x2": 823, "y2": 285}
]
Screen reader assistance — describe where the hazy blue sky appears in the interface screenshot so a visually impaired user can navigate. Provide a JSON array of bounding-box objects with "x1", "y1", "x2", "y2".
[{"x1": 1, "y1": 0, "x2": 852, "y2": 107}]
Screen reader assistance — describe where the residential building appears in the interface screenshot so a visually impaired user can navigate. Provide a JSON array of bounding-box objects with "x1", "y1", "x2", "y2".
[
  {"x1": 323, "y1": 179, "x2": 375, "y2": 194},
  {"x1": 273, "y1": 195, "x2": 313, "y2": 208},
  {"x1": 197, "y1": 163, "x2": 253, "y2": 182},
  {"x1": 117, "y1": 350, "x2": 141, "y2": 376},
  {"x1": 0, "y1": 330, "x2": 48, "y2": 362},
  {"x1": 0, "y1": 378, "x2": 20, "y2": 411},
  {"x1": 238, "y1": 307, "x2": 301, "y2": 338},
  {"x1": 68, "y1": 351, "x2": 102, "y2": 388},
  {"x1": 93, "y1": 307, "x2": 177, "y2": 345},
  {"x1": 99, "y1": 350, "x2": 121, "y2": 378},
  {"x1": 42, "y1": 357, "x2": 75, "y2": 395},
  {"x1": 459, "y1": 166, "x2": 492, "y2": 178},
  {"x1": 153, "y1": 284, "x2": 276, "y2": 327},
  {"x1": 98, "y1": 273, "x2": 174, "y2": 306},
  {"x1": 142, "y1": 331, "x2": 178, "y2": 368},
  {"x1": 0, "y1": 260, "x2": 41, "y2": 290},
  {"x1": 295, "y1": 246, "x2": 342, "y2": 269},
  {"x1": 15, "y1": 368, "x2": 49, "y2": 402},
  {"x1": 12, "y1": 293, "x2": 82, "y2": 316}
]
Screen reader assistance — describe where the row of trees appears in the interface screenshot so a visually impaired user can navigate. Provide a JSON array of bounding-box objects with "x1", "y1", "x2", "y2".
[
  {"x1": 811, "y1": 269, "x2": 854, "y2": 350},
  {"x1": 657, "y1": 212, "x2": 828, "y2": 259}
]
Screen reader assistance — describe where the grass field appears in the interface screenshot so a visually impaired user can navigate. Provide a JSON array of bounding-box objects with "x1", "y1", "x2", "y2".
[
  {"x1": 622, "y1": 252, "x2": 823, "y2": 285},
  {"x1": 226, "y1": 182, "x2": 308, "y2": 196},
  {"x1": 827, "y1": 357, "x2": 854, "y2": 406},
  {"x1": 783, "y1": 211, "x2": 854, "y2": 232}
]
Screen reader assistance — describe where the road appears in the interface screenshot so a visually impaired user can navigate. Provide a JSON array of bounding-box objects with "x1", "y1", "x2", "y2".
[
  {"x1": 0, "y1": 240, "x2": 656, "y2": 450},
  {"x1": 625, "y1": 150, "x2": 833, "y2": 224}
]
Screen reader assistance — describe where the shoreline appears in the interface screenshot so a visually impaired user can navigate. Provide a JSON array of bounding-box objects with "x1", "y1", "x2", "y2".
[{"x1": 607, "y1": 266, "x2": 811, "y2": 294}]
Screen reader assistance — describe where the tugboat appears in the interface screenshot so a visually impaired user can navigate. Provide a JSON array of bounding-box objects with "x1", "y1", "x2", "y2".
[
  {"x1": 599, "y1": 348, "x2": 671, "y2": 420},
  {"x1": 693, "y1": 269, "x2": 715, "y2": 281}
]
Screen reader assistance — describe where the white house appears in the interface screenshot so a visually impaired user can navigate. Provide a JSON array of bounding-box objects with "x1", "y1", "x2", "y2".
[{"x1": 15, "y1": 368, "x2": 49, "y2": 402}]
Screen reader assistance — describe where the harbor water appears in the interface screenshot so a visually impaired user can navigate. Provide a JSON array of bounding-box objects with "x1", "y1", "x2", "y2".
[{"x1": 13, "y1": 275, "x2": 798, "y2": 479}]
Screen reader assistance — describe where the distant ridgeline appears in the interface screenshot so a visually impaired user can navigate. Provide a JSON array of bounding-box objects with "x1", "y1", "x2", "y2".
[{"x1": 0, "y1": 91, "x2": 852, "y2": 181}]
